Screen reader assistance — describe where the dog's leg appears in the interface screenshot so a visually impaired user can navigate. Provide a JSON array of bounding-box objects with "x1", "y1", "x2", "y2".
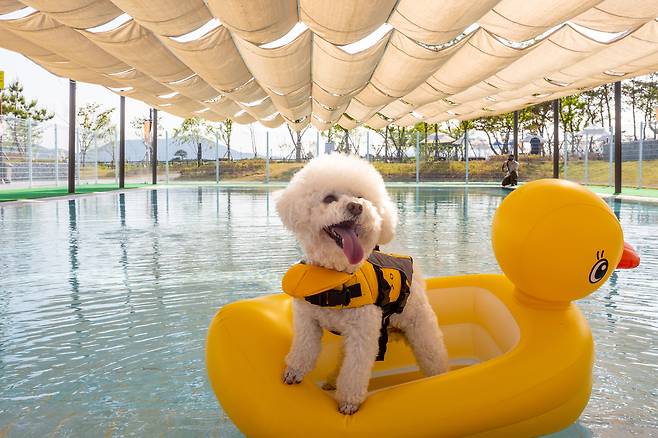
[
  {"x1": 392, "y1": 280, "x2": 449, "y2": 376},
  {"x1": 334, "y1": 306, "x2": 381, "y2": 415},
  {"x1": 283, "y1": 302, "x2": 323, "y2": 385},
  {"x1": 403, "y1": 303, "x2": 449, "y2": 376}
]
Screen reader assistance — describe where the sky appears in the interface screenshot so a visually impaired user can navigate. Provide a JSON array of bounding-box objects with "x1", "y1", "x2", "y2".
[{"x1": 0, "y1": 48, "x2": 328, "y2": 158}]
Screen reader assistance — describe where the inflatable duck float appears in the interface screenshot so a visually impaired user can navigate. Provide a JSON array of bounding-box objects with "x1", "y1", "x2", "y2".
[{"x1": 206, "y1": 179, "x2": 639, "y2": 438}]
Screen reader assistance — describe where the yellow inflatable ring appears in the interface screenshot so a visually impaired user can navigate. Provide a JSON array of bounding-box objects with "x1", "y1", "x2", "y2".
[{"x1": 206, "y1": 179, "x2": 638, "y2": 437}]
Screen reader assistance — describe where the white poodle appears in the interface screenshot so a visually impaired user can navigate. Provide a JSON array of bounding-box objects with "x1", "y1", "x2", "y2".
[{"x1": 275, "y1": 153, "x2": 449, "y2": 414}]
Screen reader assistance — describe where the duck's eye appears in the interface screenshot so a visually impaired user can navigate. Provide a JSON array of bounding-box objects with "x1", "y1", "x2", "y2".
[
  {"x1": 323, "y1": 194, "x2": 337, "y2": 204},
  {"x1": 589, "y1": 258, "x2": 609, "y2": 284}
]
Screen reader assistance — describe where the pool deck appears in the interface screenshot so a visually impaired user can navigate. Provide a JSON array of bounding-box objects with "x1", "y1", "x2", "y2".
[{"x1": 1, "y1": 181, "x2": 657, "y2": 205}]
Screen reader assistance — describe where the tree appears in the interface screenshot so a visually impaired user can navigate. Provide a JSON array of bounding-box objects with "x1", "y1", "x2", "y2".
[
  {"x1": 286, "y1": 124, "x2": 310, "y2": 161},
  {"x1": 174, "y1": 149, "x2": 187, "y2": 160},
  {"x1": 77, "y1": 102, "x2": 115, "y2": 167},
  {"x1": 0, "y1": 79, "x2": 53, "y2": 156},
  {"x1": 216, "y1": 119, "x2": 233, "y2": 160},
  {"x1": 173, "y1": 117, "x2": 207, "y2": 167}
]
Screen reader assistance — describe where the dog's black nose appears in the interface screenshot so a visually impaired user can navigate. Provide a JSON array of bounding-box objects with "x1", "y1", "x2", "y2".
[{"x1": 347, "y1": 202, "x2": 363, "y2": 216}]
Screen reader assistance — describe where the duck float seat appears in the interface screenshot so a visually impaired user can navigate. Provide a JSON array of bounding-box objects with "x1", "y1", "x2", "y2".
[{"x1": 206, "y1": 179, "x2": 639, "y2": 438}]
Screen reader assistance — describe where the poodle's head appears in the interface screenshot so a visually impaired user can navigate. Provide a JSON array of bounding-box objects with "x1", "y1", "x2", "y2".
[{"x1": 275, "y1": 154, "x2": 398, "y2": 272}]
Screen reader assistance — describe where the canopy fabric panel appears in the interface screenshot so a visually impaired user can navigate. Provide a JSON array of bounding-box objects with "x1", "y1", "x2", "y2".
[
  {"x1": 107, "y1": 0, "x2": 212, "y2": 37},
  {"x1": 103, "y1": 69, "x2": 171, "y2": 95},
  {"x1": 388, "y1": 0, "x2": 498, "y2": 45},
  {"x1": 226, "y1": 79, "x2": 269, "y2": 104},
  {"x1": 1, "y1": 1, "x2": 656, "y2": 128},
  {"x1": 19, "y1": 0, "x2": 122, "y2": 28},
  {"x1": 312, "y1": 32, "x2": 389, "y2": 96},
  {"x1": 477, "y1": 0, "x2": 601, "y2": 42},
  {"x1": 0, "y1": 27, "x2": 65, "y2": 62},
  {"x1": 366, "y1": 31, "x2": 466, "y2": 104},
  {"x1": 300, "y1": 0, "x2": 396, "y2": 45},
  {"x1": 162, "y1": 26, "x2": 253, "y2": 93},
  {"x1": 0, "y1": 1, "x2": 22, "y2": 14},
  {"x1": 364, "y1": 114, "x2": 389, "y2": 129},
  {"x1": 82, "y1": 20, "x2": 192, "y2": 83},
  {"x1": 571, "y1": 0, "x2": 658, "y2": 33},
  {"x1": 166, "y1": 74, "x2": 219, "y2": 101},
  {"x1": 0, "y1": 12, "x2": 129, "y2": 73},
  {"x1": 260, "y1": 114, "x2": 285, "y2": 128},
  {"x1": 234, "y1": 29, "x2": 311, "y2": 95},
  {"x1": 424, "y1": 29, "x2": 523, "y2": 95},
  {"x1": 205, "y1": 0, "x2": 298, "y2": 44}
]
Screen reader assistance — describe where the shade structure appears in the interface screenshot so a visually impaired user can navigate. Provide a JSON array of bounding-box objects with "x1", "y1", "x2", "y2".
[{"x1": 1, "y1": 1, "x2": 657, "y2": 130}]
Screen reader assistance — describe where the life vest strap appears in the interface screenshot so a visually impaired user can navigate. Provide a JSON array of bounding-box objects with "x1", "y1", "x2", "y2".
[
  {"x1": 372, "y1": 263, "x2": 412, "y2": 361},
  {"x1": 304, "y1": 283, "x2": 363, "y2": 307}
]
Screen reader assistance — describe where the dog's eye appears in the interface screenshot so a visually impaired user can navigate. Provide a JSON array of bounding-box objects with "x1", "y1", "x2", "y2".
[{"x1": 323, "y1": 194, "x2": 337, "y2": 204}]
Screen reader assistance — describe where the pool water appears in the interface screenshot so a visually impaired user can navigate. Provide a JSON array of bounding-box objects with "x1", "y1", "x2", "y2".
[{"x1": 0, "y1": 186, "x2": 656, "y2": 437}]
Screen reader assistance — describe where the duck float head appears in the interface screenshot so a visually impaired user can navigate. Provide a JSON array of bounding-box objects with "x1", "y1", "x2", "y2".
[{"x1": 492, "y1": 179, "x2": 640, "y2": 306}]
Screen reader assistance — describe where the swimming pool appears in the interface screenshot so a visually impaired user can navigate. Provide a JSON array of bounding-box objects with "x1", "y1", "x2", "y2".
[{"x1": 0, "y1": 186, "x2": 655, "y2": 437}]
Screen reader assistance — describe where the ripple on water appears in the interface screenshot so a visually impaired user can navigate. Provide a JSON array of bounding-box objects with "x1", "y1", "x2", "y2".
[{"x1": 0, "y1": 187, "x2": 655, "y2": 437}]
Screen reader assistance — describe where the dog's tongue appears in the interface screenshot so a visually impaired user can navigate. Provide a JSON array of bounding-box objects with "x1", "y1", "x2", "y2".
[{"x1": 334, "y1": 226, "x2": 364, "y2": 265}]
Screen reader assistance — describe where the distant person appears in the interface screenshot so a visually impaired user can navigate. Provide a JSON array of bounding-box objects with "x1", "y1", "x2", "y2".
[{"x1": 502, "y1": 154, "x2": 519, "y2": 187}]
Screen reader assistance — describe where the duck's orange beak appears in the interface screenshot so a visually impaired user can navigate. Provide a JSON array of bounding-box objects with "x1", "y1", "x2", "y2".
[{"x1": 617, "y1": 242, "x2": 640, "y2": 269}]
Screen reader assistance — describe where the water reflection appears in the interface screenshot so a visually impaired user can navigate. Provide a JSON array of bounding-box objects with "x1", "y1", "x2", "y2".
[
  {"x1": 0, "y1": 187, "x2": 655, "y2": 437},
  {"x1": 68, "y1": 199, "x2": 82, "y2": 317}
]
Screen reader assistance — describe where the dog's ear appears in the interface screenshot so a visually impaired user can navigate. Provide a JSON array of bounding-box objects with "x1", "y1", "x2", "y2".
[
  {"x1": 377, "y1": 199, "x2": 398, "y2": 245},
  {"x1": 273, "y1": 188, "x2": 295, "y2": 231}
]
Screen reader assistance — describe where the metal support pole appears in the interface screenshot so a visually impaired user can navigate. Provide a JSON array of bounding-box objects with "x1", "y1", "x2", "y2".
[
  {"x1": 114, "y1": 129, "x2": 118, "y2": 185},
  {"x1": 552, "y1": 99, "x2": 559, "y2": 178},
  {"x1": 608, "y1": 133, "x2": 613, "y2": 186},
  {"x1": 152, "y1": 108, "x2": 158, "y2": 184},
  {"x1": 464, "y1": 127, "x2": 469, "y2": 184},
  {"x1": 119, "y1": 95, "x2": 125, "y2": 189},
  {"x1": 584, "y1": 134, "x2": 589, "y2": 185},
  {"x1": 94, "y1": 132, "x2": 98, "y2": 185},
  {"x1": 265, "y1": 131, "x2": 270, "y2": 183},
  {"x1": 316, "y1": 130, "x2": 320, "y2": 157},
  {"x1": 76, "y1": 128, "x2": 80, "y2": 183},
  {"x1": 415, "y1": 131, "x2": 420, "y2": 183},
  {"x1": 215, "y1": 133, "x2": 220, "y2": 185},
  {"x1": 614, "y1": 81, "x2": 622, "y2": 194},
  {"x1": 563, "y1": 132, "x2": 569, "y2": 179},
  {"x1": 55, "y1": 124, "x2": 59, "y2": 186},
  {"x1": 165, "y1": 130, "x2": 170, "y2": 184},
  {"x1": 27, "y1": 118, "x2": 33, "y2": 188},
  {"x1": 367, "y1": 130, "x2": 371, "y2": 161},
  {"x1": 68, "y1": 79, "x2": 76, "y2": 194},
  {"x1": 638, "y1": 121, "x2": 644, "y2": 188},
  {"x1": 513, "y1": 110, "x2": 519, "y2": 160}
]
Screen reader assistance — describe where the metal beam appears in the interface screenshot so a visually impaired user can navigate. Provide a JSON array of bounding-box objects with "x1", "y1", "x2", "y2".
[
  {"x1": 152, "y1": 108, "x2": 158, "y2": 184},
  {"x1": 119, "y1": 96, "x2": 125, "y2": 188},
  {"x1": 614, "y1": 81, "x2": 622, "y2": 194},
  {"x1": 68, "y1": 80, "x2": 76, "y2": 194},
  {"x1": 553, "y1": 99, "x2": 559, "y2": 178},
  {"x1": 513, "y1": 110, "x2": 519, "y2": 160}
]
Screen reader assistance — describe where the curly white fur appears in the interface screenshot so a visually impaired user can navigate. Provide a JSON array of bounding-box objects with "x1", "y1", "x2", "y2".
[{"x1": 276, "y1": 153, "x2": 449, "y2": 414}]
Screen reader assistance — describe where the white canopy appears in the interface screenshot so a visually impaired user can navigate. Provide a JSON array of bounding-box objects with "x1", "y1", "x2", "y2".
[{"x1": 0, "y1": 0, "x2": 656, "y2": 130}]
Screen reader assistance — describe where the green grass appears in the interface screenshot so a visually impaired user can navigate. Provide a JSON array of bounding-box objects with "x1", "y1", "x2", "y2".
[{"x1": 0, "y1": 184, "x2": 145, "y2": 202}]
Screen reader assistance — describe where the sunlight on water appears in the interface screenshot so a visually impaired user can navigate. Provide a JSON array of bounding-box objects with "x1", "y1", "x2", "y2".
[{"x1": 0, "y1": 187, "x2": 655, "y2": 437}]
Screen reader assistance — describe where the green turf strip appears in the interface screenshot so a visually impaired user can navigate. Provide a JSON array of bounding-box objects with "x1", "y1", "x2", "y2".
[
  {"x1": 585, "y1": 185, "x2": 658, "y2": 199},
  {"x1": 0, "y1": 184, "x2": 145, "y2": 202}
]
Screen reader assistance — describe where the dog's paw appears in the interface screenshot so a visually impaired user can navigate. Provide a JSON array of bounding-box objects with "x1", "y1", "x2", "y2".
[
  {"x1": 321, "y1": 382, "x2": 336, "y2": 391},
  {"x1": 282, "y1": 367, "x2": 304, "y2": 385},
  {"x1": 338, "y1": 402, "x2": 360, "y2": 415}
]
